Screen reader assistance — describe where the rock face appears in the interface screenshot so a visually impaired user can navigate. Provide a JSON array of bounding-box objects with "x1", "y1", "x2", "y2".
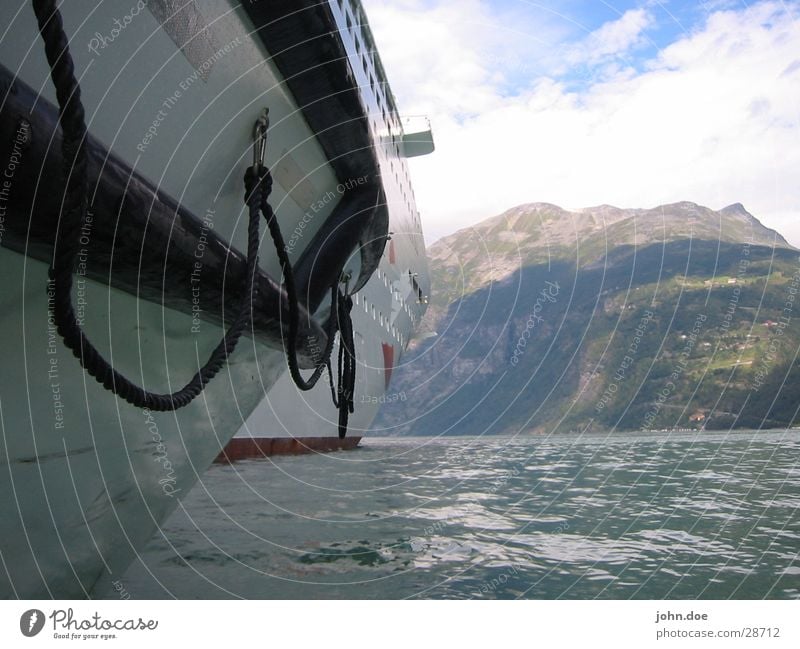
[{"x1": 373, "y1": 202, "x2": 800, "y2": 436}]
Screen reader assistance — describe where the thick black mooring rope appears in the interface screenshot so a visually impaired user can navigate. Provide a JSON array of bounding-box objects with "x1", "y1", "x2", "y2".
[
  {"x1": 245, "y1": 166, "x2": 357, "y2": 439},
  {"x1": 33, "y1": 0, "x2": 261, "y2": 412},
  {"x1": 336, "y1": 292, "x2": 356, "y2": 437},
  {"x1": 34, "y1": 0, "x2": 358, "y2": 434}
]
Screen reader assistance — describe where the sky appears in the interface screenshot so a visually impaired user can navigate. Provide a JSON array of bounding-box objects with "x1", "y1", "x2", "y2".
[{"x1": 361, "y1": 0, "x2": 800, "y2": 246}]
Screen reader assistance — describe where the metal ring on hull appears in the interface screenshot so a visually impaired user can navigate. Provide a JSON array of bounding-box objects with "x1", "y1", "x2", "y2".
[{"x1": 242, "y1": 0, "x2": 391, "y2": 298}]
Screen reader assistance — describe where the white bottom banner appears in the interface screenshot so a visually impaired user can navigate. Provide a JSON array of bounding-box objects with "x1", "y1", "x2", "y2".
[{"x1": 0, "y1": 600, "x2": 796, "y2": 648}]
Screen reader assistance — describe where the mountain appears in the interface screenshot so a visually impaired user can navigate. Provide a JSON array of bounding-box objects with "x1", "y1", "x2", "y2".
[{"x1": 374, "y1": 202, "x2": 800, "y2": 436}]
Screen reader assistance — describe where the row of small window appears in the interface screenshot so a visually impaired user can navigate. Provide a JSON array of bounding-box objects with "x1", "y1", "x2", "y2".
[
  {"x1": 338, "y1": 0, "x2": 417, "y2": 195},
  {"x1": 381, "y1": 157, "x2": 421, "y2": 232},
  {"x1": 339, "y1": 0, "x2": 399, "y2": 138},
  {"x1": 335, "y1": 3, "x2": 429, "y2": 240},
  {"x1": 386, "y1": 154, "x2": 422, "y2": 230},
  {"x1": 336, "y1": 3, "x2": 426, "y2": 226},
  {"x1": 376, "y1": 267, "x2": 418, "y2": 318},
  {"x1": 352, "y1": 291, "x2": 406, "y2": 346}
]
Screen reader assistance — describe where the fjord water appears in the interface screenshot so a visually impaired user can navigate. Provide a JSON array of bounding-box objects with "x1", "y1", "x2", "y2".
[{"x1": 119, "y1": 431, "x2": 799, "y2": 599}]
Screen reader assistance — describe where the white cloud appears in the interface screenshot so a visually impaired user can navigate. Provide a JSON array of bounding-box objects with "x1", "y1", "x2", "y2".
[
  {"x1": 566, "y1": 8, "x2": 653, "y2": 66},
  {"x1": 365, "y1": 0, "x2": 567, "y2": 118},
  {"x1": 364, "y1": 0, "x2": 800, "y2": 247}
]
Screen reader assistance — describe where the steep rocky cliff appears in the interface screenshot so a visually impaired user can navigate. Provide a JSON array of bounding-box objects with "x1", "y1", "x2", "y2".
[{"x1": 374, "y1": 202, "x2": 799, "y2": 435}]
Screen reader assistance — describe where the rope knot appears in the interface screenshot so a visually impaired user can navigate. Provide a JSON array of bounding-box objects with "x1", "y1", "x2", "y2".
[{"x1": 244, "y1": 165, "x2": 272, "y2": 205}]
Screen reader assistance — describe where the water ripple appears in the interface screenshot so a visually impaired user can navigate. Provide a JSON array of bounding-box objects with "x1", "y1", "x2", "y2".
[{"x1": 118, "y1": 430, "x2": 800, "y2": 599}]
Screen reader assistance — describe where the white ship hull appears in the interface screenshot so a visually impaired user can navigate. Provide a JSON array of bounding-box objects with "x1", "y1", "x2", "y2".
[
  {"x1": 0, "y1": 246, "x2": 285, "y2": 597},
  {"x1": 230, "y1": 0, "x2": 430, "y2": 453},
  {"x1": 0, "y1": 0, "x2": 430, "y2": 597},
  {"x1": 234, "y1": 265, "x2": 423, "y2": 449}
]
